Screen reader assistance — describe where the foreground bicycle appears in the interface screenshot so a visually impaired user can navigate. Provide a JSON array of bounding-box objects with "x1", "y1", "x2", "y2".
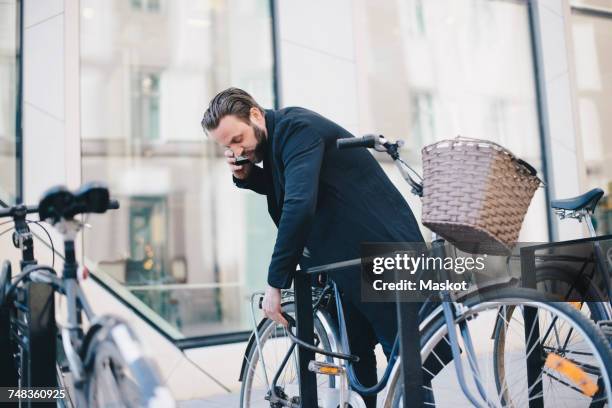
[
  {"x1": 240, "y1": 135, "x2": 612, "y2": 407},
  {"x1": 0, "y1": 182, "x2": 175, "y2": 407}
]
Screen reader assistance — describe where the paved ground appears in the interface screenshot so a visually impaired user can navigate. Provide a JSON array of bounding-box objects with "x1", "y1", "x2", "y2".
[
  {"x1": 177, "y1": 391, "x2": 388, "y2": 407},
  {"x1": 178, "y1": 392, "x2": 241, "y2": 407}
]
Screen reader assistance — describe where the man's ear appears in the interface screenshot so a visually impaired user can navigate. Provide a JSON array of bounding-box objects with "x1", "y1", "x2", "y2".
[{"x1": 250, "y1": 107, "x2": 264, "y2": 125}]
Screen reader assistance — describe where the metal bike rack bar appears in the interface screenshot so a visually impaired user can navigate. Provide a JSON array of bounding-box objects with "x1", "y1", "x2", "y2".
[
  {"x1": 293, "y1": 259, "x2": 428, "y2": 407},
  {"x1": 397, "y1": 300, "x2": 425, "y2": 407},
  {"x1": 293, "y1": 270, "x2": 318, "y2": 407},
  {"x1": 520, "y1": 246, "x2": 545, "y2": 408}
]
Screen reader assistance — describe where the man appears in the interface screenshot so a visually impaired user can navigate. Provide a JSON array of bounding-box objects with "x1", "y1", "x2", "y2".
[{"x1": 201, "y1": 88, "x2": 424, "y2": 407}]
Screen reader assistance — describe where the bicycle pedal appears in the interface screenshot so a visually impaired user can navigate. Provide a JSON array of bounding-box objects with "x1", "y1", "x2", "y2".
[{"x1": 308, "y1": 360, "x2": 344, "y2": 376}]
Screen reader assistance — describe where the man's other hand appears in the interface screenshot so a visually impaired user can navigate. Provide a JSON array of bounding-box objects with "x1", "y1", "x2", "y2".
[
  {"x1": 225, "y1": 149, "x2": 253, "y2": 180},
  {"x1": 262, "y1": 285, "x2": 288, "y2": 327}
]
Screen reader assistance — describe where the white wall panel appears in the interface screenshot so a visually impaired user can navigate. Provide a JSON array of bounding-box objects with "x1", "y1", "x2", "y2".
[
  {"x1": 23, "y1": 14, "x2": 64, "y2": 120},
  {"x1": 24, "y1": 0, "x2": 64, "y2": 28},
  {"x1": 280, "y1": 41, "x2": 358, "y2": 129},
  {"x1": 534, "y1": 0, "x2": 586, "y2": 240},
  {"x1": 540, "y1": 0, "x2": 565, "y2": 18},
  {"x1": 277, "y1": 0, "x2": 354, "y2": 61},
  {"x1": 22, "y1": 104, "x2": 66, "y2": 202},
  {"x1": 538, "y1": 4, "x2": 570, "y2": 81},
  {"x1": 547, "y1": 72, "x2": 579, "y2": 151}
]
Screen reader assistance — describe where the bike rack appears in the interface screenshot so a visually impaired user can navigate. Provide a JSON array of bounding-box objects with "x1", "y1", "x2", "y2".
[
  {"x1": 294, "y1": 261, "x2": 428, "y2": 408},
  {"x1": 293, "y1": 270, "x2": 318, "y2": 407}
]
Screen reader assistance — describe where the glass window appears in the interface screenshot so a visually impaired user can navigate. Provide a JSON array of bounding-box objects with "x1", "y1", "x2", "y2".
[
  {"x1": 353, "y1": 0, "x2": 548, "y2": 241},
  {"x1": 570, "y1": 3, "x2": 612, "y2": 234},
  {"x1": 0, "y1": 0, "x2": 20, "y2": 205},
  {"x1": 80, "y1": 0, "x2": 275, "y2": 339}
]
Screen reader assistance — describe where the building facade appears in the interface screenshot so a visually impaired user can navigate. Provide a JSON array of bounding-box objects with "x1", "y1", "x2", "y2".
[{"x1": 1, "y1": 0, "x2": 611, "y2": 401}]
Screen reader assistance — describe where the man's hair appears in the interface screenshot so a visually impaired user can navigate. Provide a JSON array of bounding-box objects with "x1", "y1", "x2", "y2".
[{"x1": 201, "y1": 87, "x2": 264, "y2": 132}]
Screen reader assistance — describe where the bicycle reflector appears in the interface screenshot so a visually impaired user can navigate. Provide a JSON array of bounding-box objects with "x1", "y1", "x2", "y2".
[
  {"x1": 545, "y1": 353, "x2": 598, "y2": 397},
  {"x1": 308, "y1": 361, "x2": 343, "y2": 376}
]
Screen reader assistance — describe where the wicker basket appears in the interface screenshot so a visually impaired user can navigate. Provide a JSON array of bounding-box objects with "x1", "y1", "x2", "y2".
[{"x1": 421, "y1": 136, "x2": 542, "y2": 255}]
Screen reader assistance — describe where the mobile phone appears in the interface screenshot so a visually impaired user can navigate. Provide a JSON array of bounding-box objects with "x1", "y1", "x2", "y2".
[{"x1": 235, "y1": 156, "x2": 250, "y2": 166}]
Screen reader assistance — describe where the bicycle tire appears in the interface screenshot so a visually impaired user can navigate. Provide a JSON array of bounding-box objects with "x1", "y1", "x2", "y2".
[
  {"x1": 385, "y1": 288, "x2": 612, "y2": 407},
  {"x1": 80, "y1": 316, "x2": 174, "y2": 408},
  {"x1": 239, "y1": 302, "x2": 339, "y2": 408},
  {"x1": 492, "y1": 291, "x2": 610, "y2": 407}
]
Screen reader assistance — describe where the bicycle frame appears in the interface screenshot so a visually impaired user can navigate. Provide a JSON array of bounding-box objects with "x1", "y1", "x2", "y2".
[
  {"x1": 250, "y1": 260, "x2": 495, "y2": 407},
  {"x1": 44, "y1": 219, "x2": 104, "y2": 407}
]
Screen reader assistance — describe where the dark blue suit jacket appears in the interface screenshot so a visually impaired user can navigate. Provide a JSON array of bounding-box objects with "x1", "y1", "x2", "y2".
[{"x1": 234, "y1": 107, "x2": 424, "y2": 289}]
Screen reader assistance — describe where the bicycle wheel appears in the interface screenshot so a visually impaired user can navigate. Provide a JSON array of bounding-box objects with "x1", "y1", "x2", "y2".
[
  {"x1": 493, "y1": 290, "x2": 611, "y2": 407},
  {"x1": 240, "y1": 302, "x2": 339, "y2": 407},
  {"x1": 80, "y1": 317, "x2": 174, "y2": 408},
  {"x1": 385, "y1": 288, "x2": 612, "y2": 407}
]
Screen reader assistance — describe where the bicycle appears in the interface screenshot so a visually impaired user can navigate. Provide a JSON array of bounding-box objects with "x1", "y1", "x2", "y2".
[
  {"x1": 239, "y1": 135, "x2": 612, "y2": 407},
  {"x1": 492, "y1": 188, "x2": 612, "y2": 407},
  {"x1": 0, "y1": 182, "x2": 175, "y2": 408}
]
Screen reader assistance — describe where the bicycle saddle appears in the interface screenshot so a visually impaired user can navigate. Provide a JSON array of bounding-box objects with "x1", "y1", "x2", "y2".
[
  {"x1": 39, "y1": 182, "x2": 111, "y2": 223},
  {"x1": 550, "y1": 188, "x2": 604, "y2": 212}
]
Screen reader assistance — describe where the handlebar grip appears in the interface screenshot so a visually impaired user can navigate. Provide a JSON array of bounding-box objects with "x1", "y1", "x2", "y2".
[
  {"x1": 108, "y1": 199, "x2": 120, "y2": 210},
  {"x1": 336, "y1": 134, "x2": 377, "y2": 150}
]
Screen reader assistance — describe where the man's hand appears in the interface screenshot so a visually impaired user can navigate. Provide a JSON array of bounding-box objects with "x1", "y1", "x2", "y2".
[
  {"x1": 262, "y1": 285, "x2": 288, "y2": 327},
  {"x1": 225, "y1": 149, "x2": 253, "y2": 180}
]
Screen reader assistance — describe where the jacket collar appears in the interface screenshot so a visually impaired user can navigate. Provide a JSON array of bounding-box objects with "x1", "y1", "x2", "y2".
[{"x1": 264, "y1": 109, "x2": 276, "y2": 140}]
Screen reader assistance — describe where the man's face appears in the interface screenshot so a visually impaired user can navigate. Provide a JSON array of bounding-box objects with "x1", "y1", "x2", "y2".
[{"x1": 209, "y1": 112, "x2": 267, "y2": 163}]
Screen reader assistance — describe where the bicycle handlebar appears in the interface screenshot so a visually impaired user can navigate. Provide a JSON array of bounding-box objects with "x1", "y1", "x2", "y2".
[
  {"x1": 336, "y1": 134, "x2": 378, "y2": 150},
  {"x1": 0, "y1": 200, "x2": 119, "y2": 221},
  {"x1": 0, "y1": 205, "x2": 39, "y2": 219}
]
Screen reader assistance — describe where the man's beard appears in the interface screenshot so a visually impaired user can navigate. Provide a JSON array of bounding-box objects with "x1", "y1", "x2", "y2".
[{"x1": 251, "y1": 123, "x2": 267, "y2": 163}]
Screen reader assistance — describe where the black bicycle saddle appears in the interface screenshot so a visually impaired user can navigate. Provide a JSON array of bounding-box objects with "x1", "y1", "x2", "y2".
[
  {"x1": 73, "y1": 182, "x2": 111, "y2": 214},
  {"x1": 39, "y1": 182, "x2": 111, "y2": 223},
  {"x1": 550, "y1": 188, "x2": 604, "y2": 212}
]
